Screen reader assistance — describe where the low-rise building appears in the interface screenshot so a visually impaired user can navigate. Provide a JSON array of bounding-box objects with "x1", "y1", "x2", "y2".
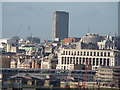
[{"x1": 96, "y1": 66, "x2": 120, "y2": 82}]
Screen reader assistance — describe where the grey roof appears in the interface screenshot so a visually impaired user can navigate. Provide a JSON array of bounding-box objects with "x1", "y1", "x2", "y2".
[{"x1": 81, "y1": 33, "x2": 104, "y2": 44}]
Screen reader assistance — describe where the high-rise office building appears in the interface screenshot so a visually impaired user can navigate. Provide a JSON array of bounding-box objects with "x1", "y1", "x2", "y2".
[
  {"x1": 118, "y1": 2, "x2": 120, "y2": 50},
  {"x1": 52, "y1": 11, "x2": 69, "y2": 41}
]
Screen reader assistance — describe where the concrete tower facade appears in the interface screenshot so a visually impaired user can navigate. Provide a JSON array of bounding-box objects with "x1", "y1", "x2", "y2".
[{"x1": 52, "y1": 11, "x2": 69, "y2": 41}]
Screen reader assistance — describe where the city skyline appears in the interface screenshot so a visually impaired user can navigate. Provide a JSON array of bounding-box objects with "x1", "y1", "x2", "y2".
[{"x1": 2, "y1": 2, "x2": 118, "y2": 41}]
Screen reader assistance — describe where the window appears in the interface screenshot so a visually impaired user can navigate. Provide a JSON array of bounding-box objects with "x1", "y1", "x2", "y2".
[
  {"x1": 103, "y1": 58, "x2": 106, "y2": 66},
  {"x1": 104, "y1": 52, "x2": 106, "y2": 56},
  {"x1": 96, "y1": 58, "x2": 99, "y2": 66},
  {"x1": 83, "y1": 58, "x2": 85, "y2": 64},
  {"x1": 93, "y1": 58, "x2": 95, "y2": 65},
  {"x1": 84, "y1": 51, "x2": 86, "y2": 56},
  {"x1": 77, "y1": 51, "x2": 79, "y2": 55},
  {"x1": 107, "y1": 58, "x2": 109, "y2": 66},
  {"x1": 67, "y1": 57, "x2": 69, "y2": 64},
  {"x1": 89, "y1": 58, "x2": 91, "y2": 65},
  {"x1": 87, "y1": 52, "x2": 89, "y2": 56},
  {"x1": 90, "y1": 52, "x2": 92, "y2": 56},
  {"x1": 100, "y1": 58, "x2": 102, "y2": 65},
  {"x1": 76, "y1": 57, "x2": 78, "y2": 64},
  {"x1": 101, "y1": 52, "x2": 103, "y2": 56},
  {"x1": 81, "y1": 51, "x2": 82, "y2": 56},
  {"x1": 69, "y1": 51, "x2": 70, "y2": 55},
  {"x1": 73, "y1": 57, "x2": 75, "y2": 64},
  {"x1": 94, "y1": 52, "x2": 96, "y2": 56},
  {"x1": 97, "y1": 52, "x2": 99, "y2": 56}
]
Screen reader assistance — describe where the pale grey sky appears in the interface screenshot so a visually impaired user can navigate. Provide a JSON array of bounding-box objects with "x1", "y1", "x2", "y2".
[{"x1": 2, "y1": 2, "x2": 118, "y2": 41}]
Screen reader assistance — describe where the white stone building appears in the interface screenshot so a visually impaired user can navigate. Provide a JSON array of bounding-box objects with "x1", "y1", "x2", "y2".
[{"x1": 56, "y1": 49, "x2": 120, "y2": 70}]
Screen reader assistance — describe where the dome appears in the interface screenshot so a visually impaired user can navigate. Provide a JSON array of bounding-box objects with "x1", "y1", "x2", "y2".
[{"x1": 80, "y1": 33, "x2": 104, "y2": 44}]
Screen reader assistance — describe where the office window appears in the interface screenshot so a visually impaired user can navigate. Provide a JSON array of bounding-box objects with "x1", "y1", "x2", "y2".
[
  {"x1": 97, "y1": 52, "x2": 99, "y2": 56},
  {"x1": 94, "y1": 52, "x2": 96, "y2": 56},
  {"x1": 96, "y1": 58, "x2": 99, "y2": 66},
  {"x1": 73, "y1": 57, "x2": 75, "y2": 64},
  {"x1": 90, "y1": 52, "x2": 92, "y2": 56},
  {"x1": 83, "y1": 58, "x2": 85, "y2": 64},
  {"x1": 107, "y1": 58, "x2": 109, "y2": 66},
  {"x1": 69, "y1": 51, "x2": 70, "y2": 55},
  {"x1": 67, "y1": 57, "x2": 69, "y2": 64},
  {"x1": 103, "y1": 58, "x2": 106, "y2": 66},
  {"x1": 104, "y1": 52, "x2": 106, "y2": 56},
  {"x1": 101, "y1": 52, "x2": 103, "y2": 56},
  {"x1": 89, "y1": 58, "x2": 91, "y2": 65},
  {"x1": 76, "y1": 57, "x2": 78, "y2": 64},
  {"x1": 108, "y1": 52, "x2": 110, "y2": 57},
  {"x1": 84, "y1": 51, "x2": 86, "y2": 56},
  {"x1": 87, "y1": 52, "x2": 89, "y2": 56},
  {"x1": 81, "y1": 51, "x2": 82, "y2": 56},
  {"x1": 100, "y1": 58, "x2": 102, "y2": 65},
  {"x1": 77, "y1": 51, "x2": 79, "y2": 55}
]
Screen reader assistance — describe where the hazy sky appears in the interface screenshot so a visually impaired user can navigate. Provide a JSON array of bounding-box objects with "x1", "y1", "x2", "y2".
[{"x1": 2, "y1": 2, "x2": 118, "y2": 41}]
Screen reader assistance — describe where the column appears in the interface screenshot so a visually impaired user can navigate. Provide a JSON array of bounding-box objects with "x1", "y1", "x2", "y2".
[
  {"x1": 81, "y1": 57, "x2": 83, "y2": 64},
  {"x1": 75, "y1": 57, "x2": 76, "y2": 64},
  {"x1": 72, "y1": 57, "x2": 73, "y2": 64},
  {"x1": 91, "y1": 58, "x2": 93, "y2": 65}
]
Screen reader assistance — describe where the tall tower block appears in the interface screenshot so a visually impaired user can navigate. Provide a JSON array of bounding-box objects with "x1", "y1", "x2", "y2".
[{"x1": 52, "y1": 11, "x2": 69, "y2": 41}]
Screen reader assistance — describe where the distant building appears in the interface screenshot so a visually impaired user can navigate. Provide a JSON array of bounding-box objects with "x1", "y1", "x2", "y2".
[
  {"x1": 56, "y1": 49, "x2": 120, "y2": 70},
  {"x1": 52, "y1": 11, "x2": 69, "y2": 41},
  {"x1": 18, "y1": 45, "x2": 39, "y2": 55},
  {"x1": 0, "y1": 38, "x2": 17, "y2": 52},
  {"x1": 26, "y1": 36, "x2": 40, "y2": 44},
  {"x1": 77, "y1": 33, "x2": 103, "y2": 49},
  {"x1": 64, "y1": 38, "x2": 73, "y2": 45},
  {"x1": 77, "y1": 33, "x2": 117, "y2": 50},
  {"x1": 96, "y1": 66, "x2": 120, "y2": 87},
  {"x1": 0, "y1": 52, "x2": 16, "y2": 68},
  {"x1": 10, "y1": 55, "x2": 41, "y2": 69},
  {"x1": 41, "y1": 57, "x2": 51, "y2": 69}
]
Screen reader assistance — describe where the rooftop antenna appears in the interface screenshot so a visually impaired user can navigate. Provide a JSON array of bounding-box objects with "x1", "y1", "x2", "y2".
[
  {"x1": 87, "y1": 27, "x2": 90, "y2": 35},
  {"x1": 88, "y1": 27, "x2": 90, "y2": 33},
  {"x1": 28, "y1": 26, "x2": 32, "y2": 37}
]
